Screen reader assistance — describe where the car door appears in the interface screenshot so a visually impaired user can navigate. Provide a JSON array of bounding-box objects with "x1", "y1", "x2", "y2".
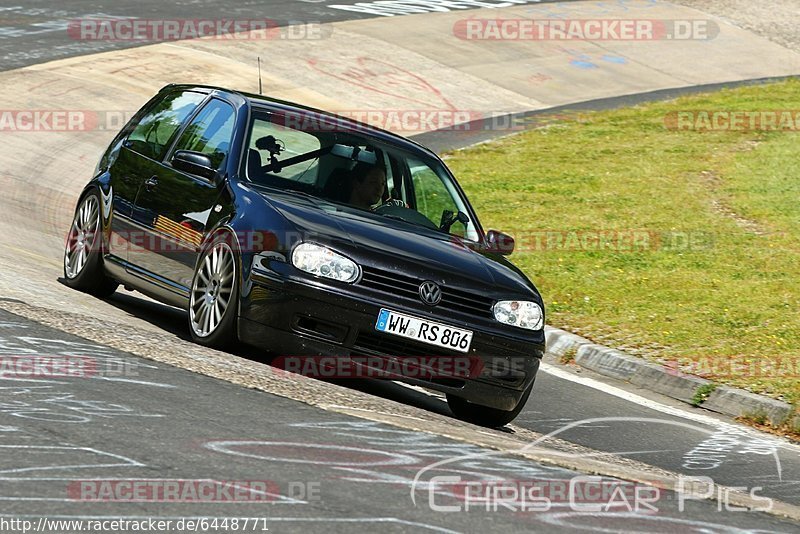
[
  {"x1": 128, "y1": 97, "x2": 237, "y2": 294},
  {"x1": 107, "y1": 89, "x2": 207, "y2": 264}
]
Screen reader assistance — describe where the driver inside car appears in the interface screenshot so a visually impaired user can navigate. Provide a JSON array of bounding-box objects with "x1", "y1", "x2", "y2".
[{"x1": 348, "y1": 162, "x2": 406, "y2": 211}]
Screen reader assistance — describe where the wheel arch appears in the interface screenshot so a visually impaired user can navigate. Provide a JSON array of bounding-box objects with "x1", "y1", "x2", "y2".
[{"x1": 196, "y1": 225, "x2": 246, "y2": 319}]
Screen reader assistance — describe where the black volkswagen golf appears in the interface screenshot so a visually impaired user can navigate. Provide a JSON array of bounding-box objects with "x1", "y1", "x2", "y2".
[{"x1": 64, "y1": 84, "x2": 545, "y2": 427}]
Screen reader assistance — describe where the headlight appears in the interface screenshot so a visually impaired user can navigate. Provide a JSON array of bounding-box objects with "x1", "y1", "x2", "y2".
[
  {"x1": 493, "y1": 300, "x2": 544, "y2": 331},
  {"x1": 291, "y1": 243, "x2": 360, "y2": 283}
]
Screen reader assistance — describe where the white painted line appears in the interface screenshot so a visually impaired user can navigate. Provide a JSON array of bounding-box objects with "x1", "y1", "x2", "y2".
[{"x1": 539, "y1": 363, "x2": 800, "y2": 452}]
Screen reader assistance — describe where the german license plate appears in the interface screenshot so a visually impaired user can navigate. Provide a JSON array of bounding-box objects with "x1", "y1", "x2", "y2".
[{"x1": 375, "y1": 308, "x2": 473, "y2": 353}]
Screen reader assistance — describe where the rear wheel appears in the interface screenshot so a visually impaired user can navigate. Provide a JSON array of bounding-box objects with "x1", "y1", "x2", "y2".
[
  {"x1": 63, "y1": 191, "x2": 118, "y2": 298},
  {"x1": 189, "y1": 237, "x2": 239, "y2": 349},
  {"x1": 447, "y1": 382, "x2": 533, "y2": 428}
]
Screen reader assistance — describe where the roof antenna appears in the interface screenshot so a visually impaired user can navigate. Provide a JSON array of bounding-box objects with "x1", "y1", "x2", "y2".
[{"x1": 257, "y1": 56, "x2": 263, "y2": 95}]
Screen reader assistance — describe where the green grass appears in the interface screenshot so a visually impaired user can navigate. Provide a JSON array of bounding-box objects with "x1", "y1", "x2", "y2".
[
  {"x1": 691, "y1": 383, "x2": 718, "y2": 407},
  {"x1": 446, "y1": 79, "x2": 800, "y2": 406}
]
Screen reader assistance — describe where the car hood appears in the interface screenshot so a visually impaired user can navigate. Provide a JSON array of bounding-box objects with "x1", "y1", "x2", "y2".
[{"x1": 261, "y1": 192, "x2": 538, "y2": 297}]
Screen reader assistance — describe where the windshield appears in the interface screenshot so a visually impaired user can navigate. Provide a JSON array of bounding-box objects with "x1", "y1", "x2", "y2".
[{"x1": 243, "y1": 109, "x2": 480, "y2": 241}]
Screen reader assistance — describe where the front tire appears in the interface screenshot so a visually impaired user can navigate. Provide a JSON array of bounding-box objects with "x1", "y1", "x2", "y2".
[
  {"x1": 447, "y1": 382, "x2": 533, "y2": 428},
  {"x1": 63, "y1": 190, "x2": 118, "y2": 298},
  {"x1": 188, "y1": 236, "x2": 239, "y2": 349}
]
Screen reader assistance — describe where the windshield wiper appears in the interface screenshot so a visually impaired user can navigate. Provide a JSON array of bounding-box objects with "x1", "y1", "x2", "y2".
[
  {"x1": 267, "y1": 187, "x2": 325, "y2": 205},
  {"x1": 379, "y1": 213, "x2": 441, "y2": 232},
  {"x1": 380, "y1": 213, "x2": 411, "y2": 224}
]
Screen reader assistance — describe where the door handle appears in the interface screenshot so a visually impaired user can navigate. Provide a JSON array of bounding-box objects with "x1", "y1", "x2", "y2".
[{"x1": 144, "y1": 176, "x2": 159, "y2": 192}]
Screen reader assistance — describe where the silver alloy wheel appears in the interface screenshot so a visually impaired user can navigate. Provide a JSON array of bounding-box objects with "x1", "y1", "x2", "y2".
[
  {"x1": 190, "y1": 242, "x2": 235, "y2": 337},
  {"x1": 64, "y1": 195, "x2": 99, "y2": 279}
]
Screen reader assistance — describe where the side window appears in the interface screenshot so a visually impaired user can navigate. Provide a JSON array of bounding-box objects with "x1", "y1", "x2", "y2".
[
  {"x1": 247, "y1": 115, "x2": 321, "y2": 184},
  {"x1": 409, "y1": 159, "x2": 467, "y2": 237},
  {"x1": 171, "y1": 98, "x2": 236, "y2": 171},
  {"x1": 126, "y1": 91, "x2": 206, "y2": 160}
]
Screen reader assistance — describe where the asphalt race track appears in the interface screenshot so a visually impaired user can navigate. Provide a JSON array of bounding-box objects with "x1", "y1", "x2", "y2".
[
  {"x1": 3, "y1": 307, "x2": 799, "y2": 532},
  {"x1": 0, "y1": 0, "x2": 799, "y2": 532},
  {"x1": 0, "y1": 0, "x2": 574, "y2": 71}
]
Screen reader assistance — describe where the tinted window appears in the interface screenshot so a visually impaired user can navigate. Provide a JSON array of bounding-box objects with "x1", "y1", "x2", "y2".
[
  {"x1": 172, "y1": 98, "x2": 236, "y2": 171},
  {"x1": 127, "y1": 91, "x2": 206, "y2": 160}
]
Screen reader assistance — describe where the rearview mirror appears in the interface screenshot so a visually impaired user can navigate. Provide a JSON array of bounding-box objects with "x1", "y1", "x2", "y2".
[
  {"x1": 330, "y1": 144, "x2": 378, "y2": 164},
  {"x1": 486, "y1": 230, "x2": 515, "y2": 255},
  {"x1": 172, "y1": 150, "x2": 219, "y2": 182}
]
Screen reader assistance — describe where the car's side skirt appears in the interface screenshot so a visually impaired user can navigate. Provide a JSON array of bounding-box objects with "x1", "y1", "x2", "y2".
[{"x1": 104, "y1": 255, "x2": 190, "y2": 309}]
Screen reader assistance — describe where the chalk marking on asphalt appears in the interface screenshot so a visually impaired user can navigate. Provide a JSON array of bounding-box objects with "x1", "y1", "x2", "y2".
[
  {"x1": 206, "y1": 440, "x2": 419, "y2": 467},
  {"x1": 0, "y1": 377, "x2": 65, "y2": 384},
  {"x1": 94, "y1": 377, "x2": 177, "y2": 388},
  {"x1": 2, "y1": 301, "x2": 796, "y2": 517},
  {"x1": 409, "y1": 415, "x2": 785, "y2": 519},
  {"x1": 0, "y1": 445, "x2": 144, "y2": 474},
  {"x1": 540, "y1": 362, "x2": 800, "y2": 453},
  {"x1": 398, "y1": 361, "x2": 797, "y2": 453},
  {"x1": 537, "y1": 511, "x2": 769, "y2": 534}
]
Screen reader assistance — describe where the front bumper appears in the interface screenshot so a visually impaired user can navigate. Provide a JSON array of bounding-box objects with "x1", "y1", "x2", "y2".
[{"x1": 239, "y1": 266, "x2": 544, "y2": 411}]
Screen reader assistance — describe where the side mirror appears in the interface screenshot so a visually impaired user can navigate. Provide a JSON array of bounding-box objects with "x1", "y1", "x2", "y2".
[
  {"x1": 172, "y1": 150, "x2": 219, "y2": 182},
  {"x1": 486, "y1": 230, "x2": 515, "y2": 255}
]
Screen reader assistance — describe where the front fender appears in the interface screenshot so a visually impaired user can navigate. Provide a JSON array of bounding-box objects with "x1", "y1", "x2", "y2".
[{"x1": 200, "y1": 180, "x2": 300, "y2": 308}]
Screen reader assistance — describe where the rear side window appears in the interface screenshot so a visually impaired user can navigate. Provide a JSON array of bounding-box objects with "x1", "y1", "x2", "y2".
[
  {"x1": 126, "y1": 91, "x2": 206, "y2": 160},
  {"x1": 171, "y1": 98, "x2": 236, "y2": 171}
]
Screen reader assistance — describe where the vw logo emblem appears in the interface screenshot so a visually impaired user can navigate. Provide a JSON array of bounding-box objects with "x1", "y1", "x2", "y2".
[{"x1": 419, "y1": 281, "x2": 442, "y2": 306}]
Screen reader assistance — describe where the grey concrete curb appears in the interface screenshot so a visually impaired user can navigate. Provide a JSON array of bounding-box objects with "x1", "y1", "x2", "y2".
[{"x1": 544, "y1": 326, "x2": 797, "y2": 429}]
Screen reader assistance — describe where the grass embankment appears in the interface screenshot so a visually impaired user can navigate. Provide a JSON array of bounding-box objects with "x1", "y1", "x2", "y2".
[{"x1": 447, "y1": 80, "x2": 800, "y2": 411}]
